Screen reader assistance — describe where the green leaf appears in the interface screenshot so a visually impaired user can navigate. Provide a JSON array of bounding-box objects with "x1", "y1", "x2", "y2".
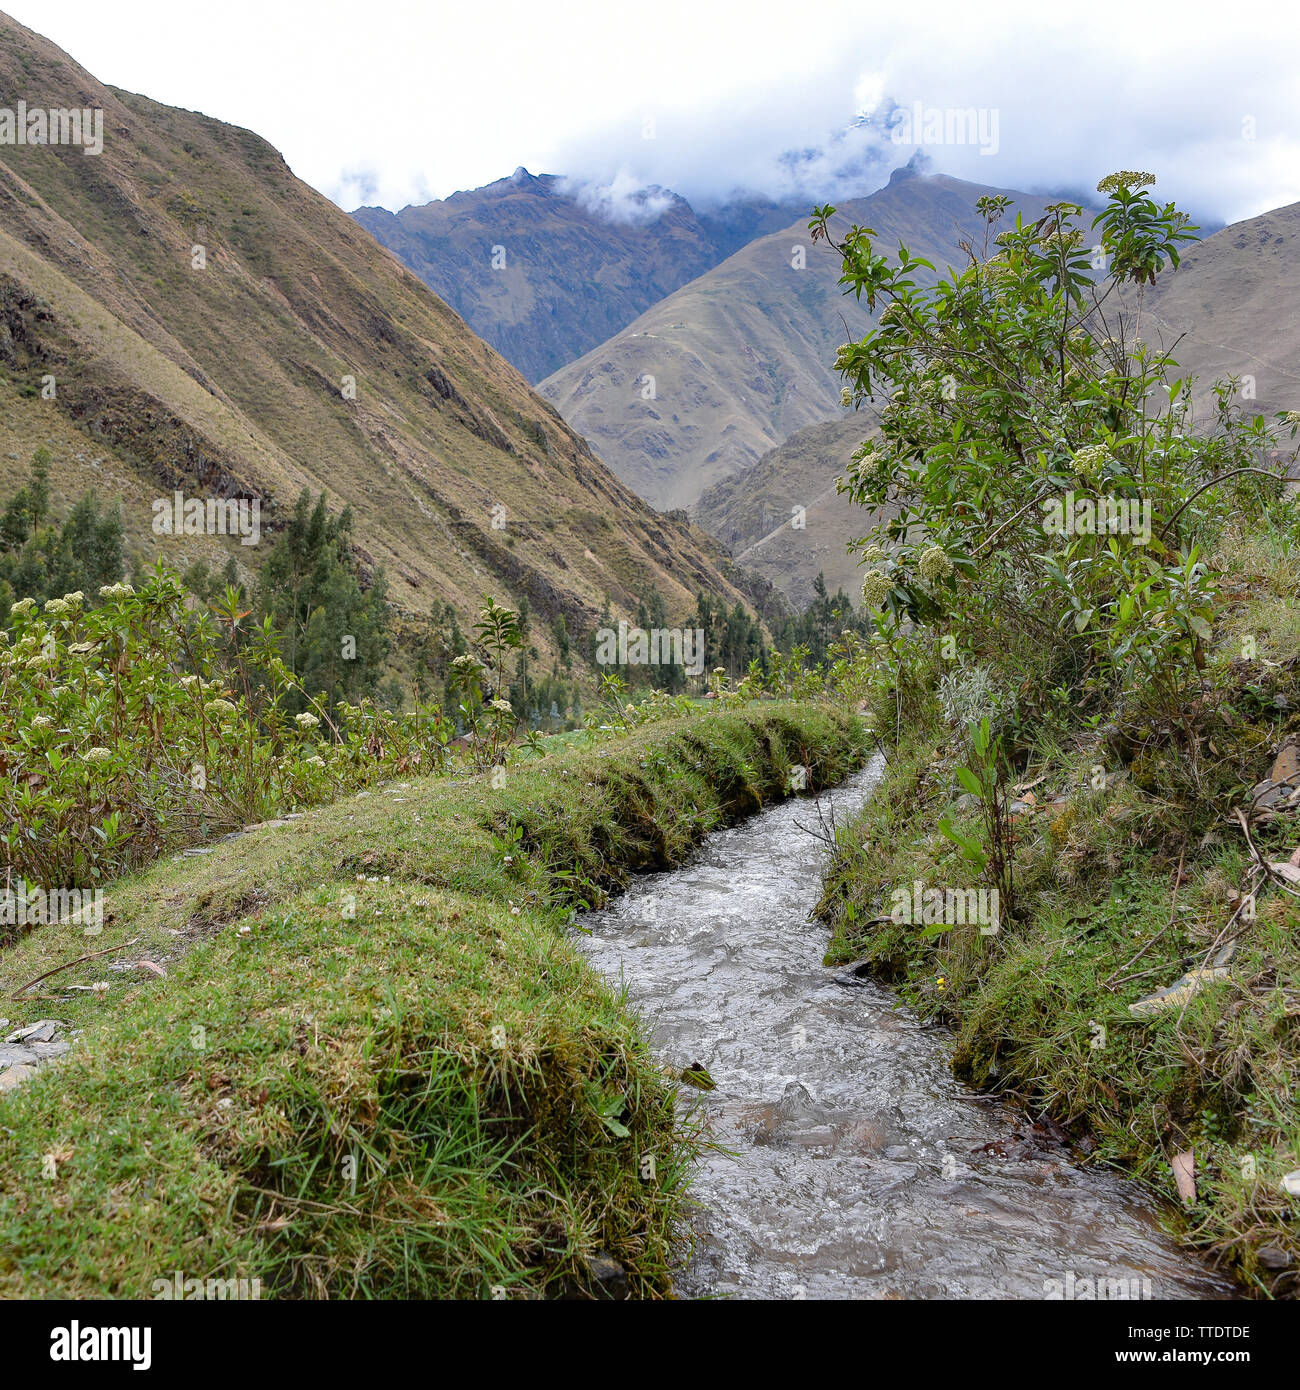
[
  {"x1": 595, "y1": 1092, "x2": 631, "y2": 1138},
  {"x1": 956, "y1": 767, "x2": 983, "y2": 797},
  {"x1": 937, "y1": 816, "x2": 988, "y2": 867}
]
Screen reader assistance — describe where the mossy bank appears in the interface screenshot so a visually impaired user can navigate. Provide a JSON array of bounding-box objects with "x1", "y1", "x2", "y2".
[
  {"x1": 817, "y1": 610, "x2": 1300, "y2": 1297},
  {"x1": 0, "y1": 703, "x2": 867, "y2": 1299}
]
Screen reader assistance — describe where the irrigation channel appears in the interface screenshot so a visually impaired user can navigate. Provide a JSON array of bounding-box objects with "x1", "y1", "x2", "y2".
[{"x1": 576, "y1": 758, "x2": 1234, "y2": 1300}]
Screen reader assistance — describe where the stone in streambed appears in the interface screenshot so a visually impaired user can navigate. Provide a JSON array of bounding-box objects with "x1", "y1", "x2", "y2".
[{"x1": 832, "y1": 959, "x2": 874, "y2": 987}]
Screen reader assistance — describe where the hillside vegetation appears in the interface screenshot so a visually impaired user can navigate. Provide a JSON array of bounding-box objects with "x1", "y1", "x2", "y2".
[
  {"x1": 808, "y1": 174, "x2": 1300, "y2": 1295},
  {"x1": 0, "y1": 14, "x2": 754, "y2": 678}
]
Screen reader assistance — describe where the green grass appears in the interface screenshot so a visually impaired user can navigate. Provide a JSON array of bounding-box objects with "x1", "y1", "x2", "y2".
[
  {"x1": 0, "y1": 702, "x2": 867, "y2": 1298},
  {"x1": 816, "y1": 565, "x2": 1300, "y2": 1296}
]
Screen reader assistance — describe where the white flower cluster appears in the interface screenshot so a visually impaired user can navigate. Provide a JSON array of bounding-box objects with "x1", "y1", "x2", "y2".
[
  {"x1": 1096, "y1": 171, "x2": 1155, "y2": 194},
  {"x1": 1072, "y1": 443, "x2": 1112, "y2": 483},
  {"x1": 860, "y1": 569, "x2": 892, "y2": 608},
  {"x1": 918, "y1": 547, "x2": 954, "y2": 584}
]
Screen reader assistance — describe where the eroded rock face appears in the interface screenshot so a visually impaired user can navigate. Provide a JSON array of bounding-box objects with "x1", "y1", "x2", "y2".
[{"x1": 0, "y1": 274, "x2": 56, "y2": 368}]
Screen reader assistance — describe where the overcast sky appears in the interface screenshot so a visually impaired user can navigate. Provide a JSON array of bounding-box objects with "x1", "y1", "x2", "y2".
[{"x1": 7, "y1": 0, "x2": 1299, "y2": 225}]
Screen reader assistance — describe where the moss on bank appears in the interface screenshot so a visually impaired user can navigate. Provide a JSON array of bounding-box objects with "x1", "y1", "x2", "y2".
[
  {"x1": 817, "y1": 644, "x2": 1300, "y2": 1296},
  {"x1": 0, "y1": 703, "x2": 867, "y2": 1298}
]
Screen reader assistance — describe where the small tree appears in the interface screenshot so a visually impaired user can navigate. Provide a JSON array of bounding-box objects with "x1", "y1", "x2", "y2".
[{"x1": 815, "y1": 172, "x2": 1294, "y2": 744}]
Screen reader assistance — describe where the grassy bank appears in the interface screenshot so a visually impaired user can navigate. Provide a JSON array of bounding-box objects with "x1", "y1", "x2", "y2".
[
  {"x1": 816, "y1": 538, "x2": 1300, "y2": 1296},
  {"x1": 0, "y1": 703, "x2": 867, "y2": 1298}
]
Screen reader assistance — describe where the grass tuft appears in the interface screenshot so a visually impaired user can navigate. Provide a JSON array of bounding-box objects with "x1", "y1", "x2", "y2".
[{"x1": 0, "y1": 703, "x2": 866, "y2": 1298}]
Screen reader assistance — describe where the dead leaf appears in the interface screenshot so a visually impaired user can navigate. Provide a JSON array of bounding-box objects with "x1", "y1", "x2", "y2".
[
  {"x1": 1289, "y1": 846, "x2": 1300, "y2": 869},
  {"x1": 1268, "y1": 862, "x2": 1300, "y2": 885},
  {"x1": 1172, "y1": 1150, "x2": 1196, "y2": 1206},
  {"x1": 135, "y1": 961, "x2": 167, "y2": 978},
  {"x1": 1269, "y1": 735, "x2": 1300, "y2": 785}
]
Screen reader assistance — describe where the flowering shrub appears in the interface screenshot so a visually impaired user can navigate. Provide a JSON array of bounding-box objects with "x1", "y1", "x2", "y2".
[
  {"x1": 1, "y1": 563, "x2": 875, "y2": 902},
  {"x1": 1, "y1": 564, "x2": 451, "y2": 889},
  {"x1": 814, "y1": 174, "x2": 1299, "y2": 743}
]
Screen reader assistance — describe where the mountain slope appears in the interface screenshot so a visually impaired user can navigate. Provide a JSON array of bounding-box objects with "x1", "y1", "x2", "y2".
[
  {"x1": 539, "y1": 169, "x2": 1096, "y2": 511},
  {"x1": 693, "y1": 414, "x2": 880, "y2": 608},
  {"x1": 1143, "y1": 199, "x2": 1300, "y2": 420},
  {"x1": 353, "y1": 172, "x2": 804, "y2": 383},
  {"x1": 0, "y1": 14, "x2": 755, "y2": 660}
]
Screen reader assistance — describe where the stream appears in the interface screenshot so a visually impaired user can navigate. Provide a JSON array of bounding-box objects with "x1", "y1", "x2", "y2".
[{"x1": 576, "y1": 758, "x2": 1234, "y2": 1300}]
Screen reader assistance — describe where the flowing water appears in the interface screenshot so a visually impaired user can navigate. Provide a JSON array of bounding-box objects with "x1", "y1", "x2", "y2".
[{"x1": 577, "y1": 758, "x2": 1234, "y2": 1300}]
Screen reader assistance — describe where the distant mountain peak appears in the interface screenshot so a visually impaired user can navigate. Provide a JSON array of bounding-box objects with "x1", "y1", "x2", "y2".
[
  {"x1": 354, "y1": 172, "x2": 808, "y2": 380},
  {"x1": 888, "y1": 151, "x2": 934, "y2": 185}
]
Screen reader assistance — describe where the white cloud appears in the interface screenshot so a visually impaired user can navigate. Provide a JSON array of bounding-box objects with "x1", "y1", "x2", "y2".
[
  {"x1": 5, "y1": 0, "x2": 1299, "y2": 223},
  {"x1": 557, "y1": 170, "x2": 681, "y2": 226}
]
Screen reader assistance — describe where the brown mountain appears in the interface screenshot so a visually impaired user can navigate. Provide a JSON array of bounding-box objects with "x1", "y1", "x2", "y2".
[
  {"x1": 353, "y1": 172, "x2": 805, "y2": 383},
  {"x1": 0, "y1": 14, "x2": 756, "y2": 663},
  {"x1": 693, "y1": 415, "x2": 880, "y2": 609},
  {"x1": 1143, "y1": 199, "x2": 1300, "y2": 420},
  {"x1": 539, "y1": 168, "x2": 1097, "y2": 511}
]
